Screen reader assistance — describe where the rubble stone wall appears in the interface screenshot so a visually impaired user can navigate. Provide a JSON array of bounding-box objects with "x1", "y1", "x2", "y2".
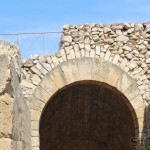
[
  {"x1": 20, "y1": 22, "x2": 150, "y2": 149},
  {"x1": 22, "y1": 23, "x2": 150, "y2": 103},
  {"x1": 0, "y1": 22, "x2": 150, "y2": 150}
]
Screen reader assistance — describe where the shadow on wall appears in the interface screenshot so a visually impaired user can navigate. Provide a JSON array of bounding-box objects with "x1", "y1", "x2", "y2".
[{"x1": 140, "y1": 105, "x2": 150, "y2": 149}]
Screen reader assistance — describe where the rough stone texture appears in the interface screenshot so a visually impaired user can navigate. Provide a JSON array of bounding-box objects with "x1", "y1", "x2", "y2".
[
  {"x1": 0, "y1": 41, "x2": 31, "y2": 150},
  {"x1": 1, "y1": 22, "x2": 150, "y2": 149},
  {"x1": 21, "y1": 23, "x2": 150, "y2": 104},
  {"x1": 0, "y1": 94, "x2": 14, "y2": 138}
]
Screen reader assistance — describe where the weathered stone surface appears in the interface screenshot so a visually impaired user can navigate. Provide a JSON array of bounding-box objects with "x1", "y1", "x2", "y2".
[
  {"x1": 0, "y1": 138, "x2": 12, "y2": 150},
  {"x1": 0, "y1": 55, "x2": 10, "y2": 94},
  {"x1": 0, "y1": 94, "x2": 13, "y2": 138},
  {"x1": 21, "y1": 80, "x2": 35, "y2": 89},
  {"x1": 1, "y1": 23, "x2": 149, "y2": 150},
  {"x1": 115, "y1": 35, "x2": 129, "y2": 42},
  {"x1": 122, "y1": 45, "x2": 132, "y2": 51},
  {"x1": 61, "y1": 35, "x2": 72, "y2": 43}
]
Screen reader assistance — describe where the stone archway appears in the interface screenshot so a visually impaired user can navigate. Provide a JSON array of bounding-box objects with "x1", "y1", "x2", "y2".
[
  {"x1": 30, "y1": 58, "x2": 145, "y2": 149},
  {"x1": 40, "y1": 81, "x2": 136, "y2": 150}
]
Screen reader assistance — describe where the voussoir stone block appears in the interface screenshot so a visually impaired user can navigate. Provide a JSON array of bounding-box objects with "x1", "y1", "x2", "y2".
[
  {"x1": 40, "y1": 75, "x2": 58, "y2": 96},
  {"x1": 77, "y1": 58, "x2": 93, "y2": 80},
  {"x1": 91, "y1": 58, "x2": 111, "y2": 83},
  {"x1": 124, "y1": 82, "x2": 140, "y2": 101},
  {"x1": 106, "y1": 64, "x2": 123, "y2": 86},
  {"x1": 33, "y1": 86, "x2": 51, "y2": 103},
  {"x1": 30, "y1": 96, "x2": 45, "y2": 112},
  {"x1": 130, "y1": 95, "x2": 145, "y2": 109},
  {"x1": 47, "y1": 66, "x2": 67, "y2": 89},
  {"x1": 31, "y1": 137, "x2": 39, "y2": 147},
  {"x1": 31, "y1": 121, "x2": 39, "y2": 130},
  {"x1": 30, "y1": 109, "x2": 41, "y2": 121},
  {"x1": 115, "y1": 72, "x2": 135, "y2": 93},
  {"x1": 60, "y1": 59, "x2": 80, "y2": 84}
]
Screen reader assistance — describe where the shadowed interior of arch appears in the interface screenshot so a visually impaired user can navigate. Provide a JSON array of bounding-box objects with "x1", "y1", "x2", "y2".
[{"x1": 40, "y1": 81, "x2": 137, "y2": 150}]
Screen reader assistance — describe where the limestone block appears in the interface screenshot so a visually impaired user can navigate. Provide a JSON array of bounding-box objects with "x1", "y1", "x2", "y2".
[
  {"x1": 77, "y1": 58, "x2": 93, "y2": 80},
  {"x1": 33, "y1": 86, "x2": 51, "y2": 103},
  {"x1": 30, "y1": 66, "x2": 41, "y2": 76},
  {"x1": 0, "y1": 94, "x2": 13, "y2": 138},
  {"x1": 124, "y1": 83, "x2": 140, "y2": 101},
  {"x1": 63, "y1": 36, "x2": 72, "y2": 43},
  {"x1": 30, "y1": 109, "x2": 41, "y2": 121},
  {"x1": 107, "y1": 64, "x2": 123, "y2": 86},
  {"x1": 51, "y1": 55, "x2": 59, "y2": 66},
  {"x1": 60, "y1": 59, "x2": 79, "y2": 83},
  {"x1": 0, "y1": 55, "x2": 10, "y2": 94},
  {"x1": 31, "y1": 121, "x2": 39, "y2": 130},
  {"x1": 40, "y1": 75, "x2": 58, "y2": 96},
  {"x1": 115, "y1": 35, "x2": 129, "y2": 42},
  {"x1": 134, "y1": 107, "x2": 145, "y2": 119},
  {"x1": 91, "y1": 58, "x2": 111, "y2": 83},
  {"x1": 21, "y1": 80, "x2": 35, "y2": 89},
  {"x1": 145, "y1": 24, "x2": 150, "y2": 32},
  {"x1": 112, "y1": 54, "x2": 120, "y2": 64},
  {"x1": 122, "y1": 45, "x2": 132, "y2": 51},
  {"x1": 32, "y1": 147, "x2": 39, "y2": 150},
  {"x1": 115, "y1": 72, "x2": 135, "y2": 93},
  {"x1": 31, "y1": 137, "x2": 39, "y2": 147},
  {"x1": 30, "y1": 97, "x2": 45, "y2": 111},
  {"x1": 0, "y1": 138, "x2": 13, "y2": 150},
  {"x1": 47, "y1": 66, "x2": 67, "y2": 89},
  {"x1": 31, "y1": 130, "x2": 39, "y2": 137}
]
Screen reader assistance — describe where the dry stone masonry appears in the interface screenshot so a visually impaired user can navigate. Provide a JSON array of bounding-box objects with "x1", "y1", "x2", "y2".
[
  {"x1": 0, "y1": 23, "x2": 150, "y2": 150},
  {"x1": 22, "y1": 23, "x2": 150, "y2": 103}
]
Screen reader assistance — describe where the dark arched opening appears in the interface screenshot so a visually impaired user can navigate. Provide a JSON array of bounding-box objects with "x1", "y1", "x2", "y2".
[{"x1": 40, "y1": 81, "x2": 136, "y2": 150}]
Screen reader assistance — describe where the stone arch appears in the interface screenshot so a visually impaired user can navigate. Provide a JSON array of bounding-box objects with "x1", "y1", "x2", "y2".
[{"x1": 30, "y1": 57, "x2": 145, "y2": 149}]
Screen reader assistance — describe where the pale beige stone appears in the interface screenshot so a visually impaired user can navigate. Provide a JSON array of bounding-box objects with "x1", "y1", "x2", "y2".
[
  {"x1": 0, "y1": 55, "x2": 10, "y2": 93},
  {"x1": 91, "y1": 58, "x2": 111, "y2": 83},
  {"x1": 33, "y1": 86, "x2": 51, "y2": 103},
  {"x1": 31, "y1": 137, "x2": 39, "y2": 147},
  {"x1": 0, "y1": 94, "x2": 13, "y2": 138},
  {"x1": 0, "y1": 138, "x2": 13, "y2": 150},
  {"x1": 48, "y1": 66, "x2": 67, "y2": 89},
  {"x1": 30, "y1": 97, "x2": 45, "y2": 111},
  {"x1": 124, "y1": 83, "x2": 140, "y2": 101},
  {"x1": 107, "y1": 64, "x2": 123, "y2": 86},
  {"x1": 31, "y1": 109, "x2": 41, "y2": 121},
  {"x1": 40, "y1": 75, "x2": 58, "y2": 96},
  {"x1": 21, "y1": 80, "x2": 35, "y2": 89},
  {"x1": 31, "y1": 121, "x2": 39, "y2": 130},
  {"x1": 77, "y1": 58, "x2": 93, "y2": 80},
  {"x1": 60, "y1": 59, "x2": 79, "y2": 83},
  {"x1": 115, "y1": 72, "x2": 135, "y2": 93}
]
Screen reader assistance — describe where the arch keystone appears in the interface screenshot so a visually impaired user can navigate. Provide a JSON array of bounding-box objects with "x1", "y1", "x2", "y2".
[
  {"x1": 60, "y1": 59, "x2": 79, "y2": 83},
  {"x1": 77, "y1": 58, "x2": 93, "y2": 80},
  {"x1": 91, "y1": 58, "x2": 111, "y2": 83}
]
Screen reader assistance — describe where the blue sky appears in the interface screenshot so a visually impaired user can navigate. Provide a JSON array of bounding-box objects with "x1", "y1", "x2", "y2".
[{"x1": 0, "y1": 0, "x2": 150, "y2": 58}]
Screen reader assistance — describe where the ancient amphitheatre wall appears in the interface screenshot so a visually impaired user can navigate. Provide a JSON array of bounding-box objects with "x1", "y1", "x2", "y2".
[
  {"x1": 0, "y1": 22, "x2": 150, "y2": 150},
  {"x1": 22, "y1": 23, "x2": 150, "y2": 103},
  {"x1": 20, "y1": 22, "x2": 150, "y2": 149}
]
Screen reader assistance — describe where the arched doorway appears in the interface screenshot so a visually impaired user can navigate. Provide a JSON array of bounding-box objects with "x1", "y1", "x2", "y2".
[{"x1": 40, "y1": 81, "x2": 137, "y2": 150}]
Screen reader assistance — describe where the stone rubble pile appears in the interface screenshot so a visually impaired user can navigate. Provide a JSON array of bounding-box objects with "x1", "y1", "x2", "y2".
[{"x1": 21, "y1": 23, "x2": 150, "y2": 102}]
